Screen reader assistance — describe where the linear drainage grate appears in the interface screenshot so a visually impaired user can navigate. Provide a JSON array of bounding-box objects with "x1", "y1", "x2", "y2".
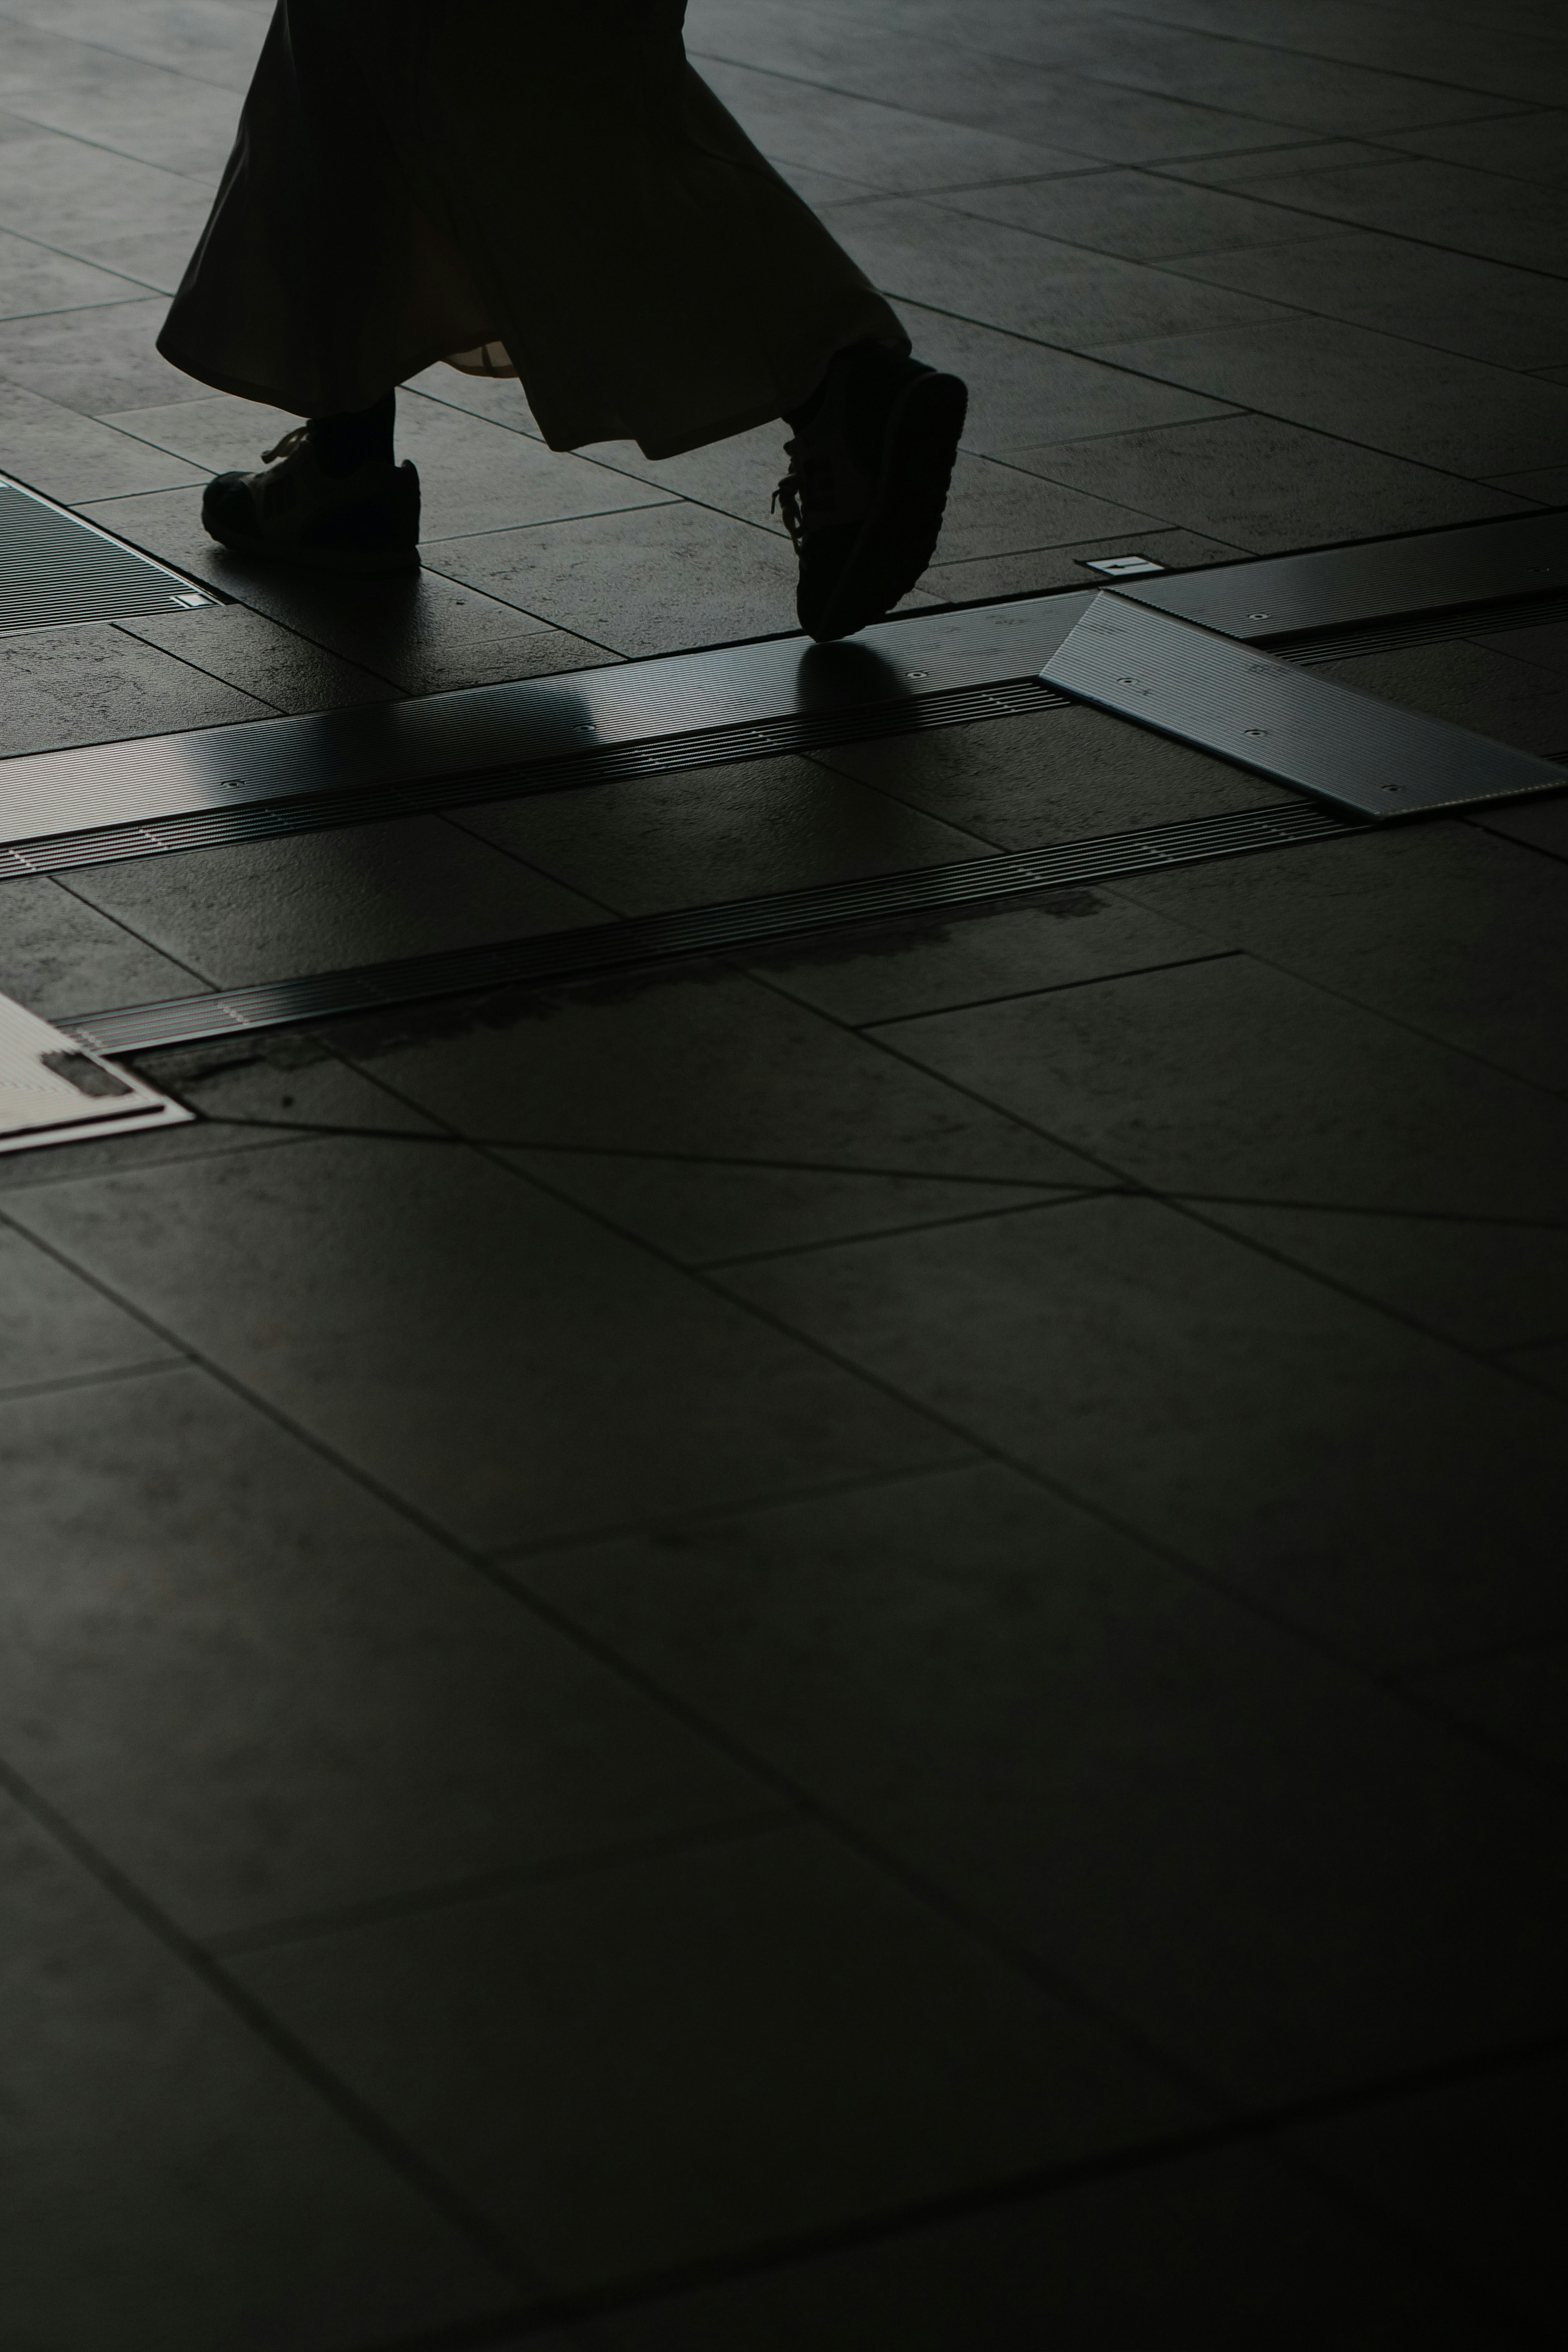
[
  {"x1": 62, "y1": 800, "x2": 1354, "y2": 1056},
  {"x1": 0, "y1": 474, "x2": 219, "y2": 635},
  {"x1": 0, "y1": 676, "x2": 1067, "y2": 881}
]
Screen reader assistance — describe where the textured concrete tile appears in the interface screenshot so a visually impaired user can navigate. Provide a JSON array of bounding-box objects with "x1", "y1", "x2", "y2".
[
  {"x1": 1112, "y1": 822, "x2": 1568, "y2": 1091},
  {"x1": 0, "y1": 122, "x2": 212, "y2": 276},
  {"x1": 1125, "y1": 0, "x2": 1568, "y2": 104},
  {"x1": 114, "y1": 601, "x2": 400, "y2": 714},
  {"x1": 0, "y1": 872, "x2": 198, "y2": 1019},
  {"x1": 929, "y1": 451, "x2": 1161, "y2": 559},
  {"x1": 6, "y1": 0, "x2": 270, "y2": 96},
  {"x1": 0, "y1": 1367, "x2": 771, "y2": 1937},
  {"x1": 7, "y1": 1136, "x2": 962, "y2": 1550},
  {"x1": 936, "y1": 169, "x2": 1326, "y2": 261},
  {"x1": 808, "y1": 702, "x2": 1290, "y2": 850},
  {"x1": 591, "y1": 2143, "x2": 1485, "y2": 2349},
  {"x1": 0, "y1": 1221, "x2": 173, "y2": 1393},
  {"x1": 921, "y1": 526, "x2": 1245, "y2": 602},
  {"x1": 0, "y1": 621, "x2": 266, "y2": 755},
  {"x1": 1089, "y1": 315, "x2": 1568, "y2": 475},
  {"x1": 753, "y1": 885, "x2": 1223, "y2": 1027},
  {"x1": 872, "y1": 952, "x2": 1568, "y2": 1216},
  {"x1": 835, "y1": 197, "x2": 1296, "y2": 345},
  {"x1": 0, "y1": 379, "x2": 203, "y2": 499},
  {"x1": 502, "y1": 1148, "x2": 1064, "y2": 1267},
  {"x1": 113, "y1": 389, "x2": 672, "y2": 539},
  {"x1": 1283, "y1": 2053, "x2": 1567, "y2": 2335},
  {"x1": 132, "y1": 1029, "x2": 449, "y2": 1136},
  {"x1": 1408, "y1": 1644, "x2": 1568, "y2": 1780},
  {"x1": 0, "y1": 224, "x2": 153, "y2": 320},
  {"x1": 64, "y1": 817, "x2": 605, "y2": 988},
  {"x1": 332, "y1": 967, "x2": 1102, "y2": 1184},
  {"x1": 1194, "y1": 1201, "x2": 1568, "y2": 1354},
  {"x1": 1469, "y1": 792, "x2": 1568, "y2": 864},
  {"x1": 1320, "y1": 640, "x2": 1568, "y2": 757},
  {"x1": 455, "y1": 753, "x2": 990, "y2": 916},
  {"x1": 1167, "y1": 229, "x2": 1568, "y2": 370},
  {"x1": 0, "y1": 293, "x2": 197, "y2": 413},
  {"x1": 720, "y1": 1197, "x2": 1568, "y2": 1664},
  {"x1": 423, "y1": 502, "x2": 804, "y2": 658},
  {"x1": 1470, "y1": 615, "x2": 1568, "y2": 678},
  {"x1": 0, "y1": 58, "x2": 244, "y2": 180},
  {"x1": 1165, "y1": 138, "x2": 1399, "y2": 187},
  {"x1": 687, "y1": 2, "x2": 1309, "y2": 159},
  {"x1": 892, "y1": 302, "x2": 1240, "y2": 454},
  {"x1": 234, "y1": 1825, "x2": 1195, "y2": 2290},
  {"x1": 1216, "y1": 156, "x2": 1568, "y2": 275},
  {"x1": 517, "y1": 1461, "x2": 1568, "y2": 2104},
  {"x1": 698, "y1": 54, "x2": 1093, "y2": 191},
  {"x1": 1384, "y1": 107, "x2": 1568, "y2": 183},
  {"x1": 73, "y1": 488, "x2": 621, "y2": 690},
  {"x1": 0, "y1": 1790, "x2": 517, "y2": 2351},
  {"x1": 1003, "y1": 412, "x2": 1524, "y2": 550},
  {"x1": 557, "y1": 420, "x2": 788, "y2": 537}
]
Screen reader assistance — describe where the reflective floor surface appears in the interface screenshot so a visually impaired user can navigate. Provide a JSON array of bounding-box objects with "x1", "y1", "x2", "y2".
[{"x1": 0, "y1": 3, "x2": 1565, "y2": 2346}]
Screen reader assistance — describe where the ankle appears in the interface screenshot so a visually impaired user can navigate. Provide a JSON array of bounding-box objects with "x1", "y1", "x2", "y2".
[{"x1": 308, "y1": 390, "x2": 397, "y2": 479}]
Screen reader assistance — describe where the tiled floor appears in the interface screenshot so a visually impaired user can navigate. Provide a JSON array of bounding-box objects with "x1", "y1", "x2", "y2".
[{"x1": 0, "y1": 2, "x2": 1564, "y2": 2345}]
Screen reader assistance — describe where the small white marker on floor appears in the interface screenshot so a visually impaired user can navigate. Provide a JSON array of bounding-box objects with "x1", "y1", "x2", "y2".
[
  {"x1": 0, "y1": 993, "x2": 192, "y2": 1155},
  {"x1": 1080, "y1": 554, "x2": 1167, "y2": 578}
]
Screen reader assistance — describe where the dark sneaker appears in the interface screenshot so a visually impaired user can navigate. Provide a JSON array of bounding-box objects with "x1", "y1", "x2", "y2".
[
  {"x1": 202, "y1": 428, "x2": 421, "y2": 575},
  {"x1": 775, "y1": 345, "x2": 967, "y2": 641}
]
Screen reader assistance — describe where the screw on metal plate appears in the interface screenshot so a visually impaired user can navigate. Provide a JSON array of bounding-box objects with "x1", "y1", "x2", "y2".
[
  {"x1": 1248, "y1": 611, "x2": 1270, "y2": 619},
  {"x1": 1244, "y1": 728, "x2": 1269, "y2": 737},
  {"x1": 905, "y1": 669, "x2": 929, "y2": 679},
  {"x1": 219, "y1": 777, "x2": 244, "y2": 789},
  {"x1": 573, "y1": 724, "x2": 597, "y2": 733}
]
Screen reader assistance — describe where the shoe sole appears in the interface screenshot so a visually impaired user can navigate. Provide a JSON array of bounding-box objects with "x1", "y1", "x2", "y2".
[
  {"x1": 806, "y1": 370, "x2": 967, "y2": 642},
  {"x1": 202, "y1": 516, "x2": 421, "y2": 577}
]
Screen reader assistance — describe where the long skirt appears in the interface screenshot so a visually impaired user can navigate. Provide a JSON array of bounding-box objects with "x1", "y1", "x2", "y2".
[{"x1": 156, "y1": 0, "x2": 906, "y2": 458}]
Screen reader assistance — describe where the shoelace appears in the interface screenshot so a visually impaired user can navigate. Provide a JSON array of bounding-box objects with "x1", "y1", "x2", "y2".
[
  {"x1": 771, "y1": 437, "x2": 840, "y2": 552},
  {"x1": 260, "y1": 425, "x2": 309, "y2": 465}
]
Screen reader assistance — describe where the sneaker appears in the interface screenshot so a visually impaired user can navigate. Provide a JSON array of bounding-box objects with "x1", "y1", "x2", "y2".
[
  {"x1": 202, "y1": 427, "x2": 421, "y2": 575},
  {"x1": 775, "y1": 345, "x2": 967, "y2": 641}
]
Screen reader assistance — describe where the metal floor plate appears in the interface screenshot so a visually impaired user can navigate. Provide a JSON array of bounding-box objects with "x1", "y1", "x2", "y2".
[
  {"x1": 0, "y1": 475, "x2": 218, "y2": 636},
  {"x1": 1041, "y1": 595, "x2": 1566, "y2": 819},
  {"x1": 0, "y1": 991, "x2": 191, "y2": 1151}
]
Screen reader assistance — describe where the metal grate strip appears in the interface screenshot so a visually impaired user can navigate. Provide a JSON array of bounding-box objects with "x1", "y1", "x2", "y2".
[
  {"x1": 0, "y1": 474, "x2": 218, "y2": 636},
  {"x1": 0, "y1": 677, "x2": 1067, "y2": 880},
  {"x1": 62, "y1": 799, "x2": 1355, "y2": 1055}
]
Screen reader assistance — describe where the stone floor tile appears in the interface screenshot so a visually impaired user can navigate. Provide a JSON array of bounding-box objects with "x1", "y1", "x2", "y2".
[
  {"x1": 0, "y1": 871, "x2": 200, "y2": 1020},
  {"x1": 697, "y1": 54, "x2": 1090, "y2": 192},
  {"x1": 11, "y1": 1, "x2": 270, "y2": 94},
  {"x1": 1321, "y1": 640, "x2": 1568, "y2": 757},
  {"x1": 0, "y1": 621, "x2": 270, "y2": 756},
  {"x1": 63, "y1": 815, "x2": 606, "y2": 988},
  {"x1": 1470, "y1": 615, "x2": 1568, "y2": 677},
  {"x1": 454, "y1": 753, "x2": 991, "y2": 915},
  {"x1": 0, "y1": 292, "x2": 198, "y2": 413},
  {"x1": 6, "y1": 1136, "x2": 964, "y2": 1550},
  {"x1": 0, "y1": 1220, "x2": 174, "y2": 1394},
  {"x1": 0, "y1": 1367, "x2": 774, "y2": 1937},
  {"x1": 74, "y1": 486, "x2": 623, "y2": 688},
  {"x1": 502, "y1": 1147, "x2": 1068, "y2": 1267},
  {"x1": 1003, "y1": 411, "x2": 1520, "y2": 549},
  {"x1": 1282, "y1": 2052, "x2": 1567, "y2": 2335},
  {"x1": 554, "y1": 420, "x2": 788, "y2": 537},
  {"x1": 752, "y1": 886, "x2": 1223, "y2": 1027},
  {"x1": 1502, "y1": 1335, "x2": 1568, "y2": 1396},
  {"x1": 0, "y1": 51, "x2": 245, "y2": 182},
  {"x1": 889, "y1": 303, "x2": 1240, "y2": 454},
  {"x1": 330, "y1": 967, "x2": 1103, "y2": 1185},
  {"x1": 807, "y1": 702, "x2": 1290, "y2": 849},
  {"x1": 517, "y1": 1458, "x2": 1568, "y2": 2099},
  {"x1": 833, "y1": 197, "x2": 1297, "y2": 347},
  {"x1": 1165, "y1": 139, "x2": 1400, "y2": 187},
  {"x1": 871, "y1": 951, "x2": 1568, "y2": 1216},
  {"x1": 927, "y1": 450, "x2": 1162, "y2": 560},
  {"x1": 1089, "y1": 315, "x2": 1568, "y2": 476},
  {"x1": 0, "y1": 1790, "x2": 519, "y2": 2351},
  {"x1": 1111, "y1": 823, "x2": 1568, "y2": 1091},
  {"x1": 1466, "y1": 795, "x2": 1568, "y2": 864},
  {"x1": 134, "y1": 1029, "x2": 450, "y2": 1137},
  {"x1": 401, "y1": 361, "x2": 544, "y2": 437},
  {"x1": 422, "y1": 502, "x2": 802, "y2": 658},
  {"x1": 935, "y1": 169, "x2": 1326, "y2": 262},
  {"x1": 114, "y1": 601, "x2": 400, "y2": 714},
  {"x1": 0, "y1": 120, "x2": 213, "y2": 254},
  {"x1": 0, "y1": 377, "x2": 203, "y2": 499},
  {"x1": 1192, "y1": 1201, "x2": 1568, "y2": 1356},
  {"x1": 1384, "y1": 108, "x2": 1568, "y2": 184},
  {"x1": 0, "y1": 223, "x2": 154, "y2": 320},
  {"x1": 232, "y1": 1824, "x2": 1197, "y2": 2291},
  {"x1": 920, "y1": 525, "x2": 1245, "y2": 601},
  {"x1": 1167, "y1": 229, "x2": 1568, "y2": 371},
  {"x1": 1214, "y1": 156, "x2": 1568, "y2": 276},
  {"x1": 1405, "y1": 1643, "x2": 1568, "y2": 1780},
  {"x1": 590, "y1": 2145, "x2": 1502, "y2": 2349}
]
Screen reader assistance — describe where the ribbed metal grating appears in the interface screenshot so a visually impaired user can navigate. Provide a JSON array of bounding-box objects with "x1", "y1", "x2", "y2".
[
  {"x1": 0, "y1": 676, "x2": 1068, "y2": 880},
  {"x1": 0, "y1": 475, "x2": 218, "y2": 635},
  {"x1": 62, "y1": 799, "x2": 1356, "y2": 1055}
]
